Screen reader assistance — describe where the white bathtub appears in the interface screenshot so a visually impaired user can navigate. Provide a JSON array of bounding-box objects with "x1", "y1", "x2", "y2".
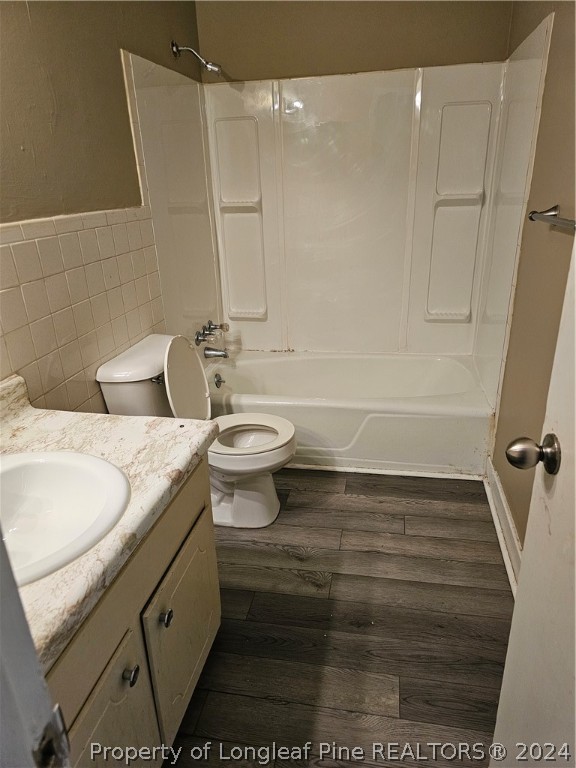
[{"x1": 207, "y1": 352, "x2": 492, "y2": 476}]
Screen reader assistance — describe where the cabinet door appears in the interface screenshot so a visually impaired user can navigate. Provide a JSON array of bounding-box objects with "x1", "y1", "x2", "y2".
[
  {"x1": 69, "y1": 629, "x2": 161, "y2": 767},
  {"x1": 142, "y1": 507, "x2": 221, "y2": 744}
]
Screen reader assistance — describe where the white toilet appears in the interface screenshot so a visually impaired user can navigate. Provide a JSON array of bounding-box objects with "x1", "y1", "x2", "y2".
[{"x1": 96, "y1": 334, "x2": 296, "y2": 528}]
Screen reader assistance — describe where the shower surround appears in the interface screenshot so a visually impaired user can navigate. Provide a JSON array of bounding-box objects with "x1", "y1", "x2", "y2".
[{"x1": 130, "y1": 18, "x2": 550, "y2": 476}]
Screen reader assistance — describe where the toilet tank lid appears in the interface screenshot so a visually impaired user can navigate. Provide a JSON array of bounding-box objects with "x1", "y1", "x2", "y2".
[{"x1": 96, "y1": 334, "x2": 174, "y2": 383}]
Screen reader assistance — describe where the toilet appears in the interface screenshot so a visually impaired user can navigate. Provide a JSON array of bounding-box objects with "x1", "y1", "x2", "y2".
[{"x1": 96, "y1": 334, "x2": 296, "y2": 528}]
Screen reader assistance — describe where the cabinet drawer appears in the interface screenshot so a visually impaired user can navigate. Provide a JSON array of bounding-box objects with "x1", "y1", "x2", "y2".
[
  {"x1": 142, "y1": 507, "x2": 221, "y2": 744},
  {"x1": 69, "y1": 628, "x2": 161, "y2": 767}
]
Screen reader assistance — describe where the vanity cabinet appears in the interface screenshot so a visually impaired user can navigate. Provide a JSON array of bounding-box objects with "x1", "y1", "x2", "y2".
[
  {"x1": 47, "y1": 458, "x2": 220, "y2": 766},
  {"x1": 142, "y1": 508, "x2": 220, "y2": 745}
]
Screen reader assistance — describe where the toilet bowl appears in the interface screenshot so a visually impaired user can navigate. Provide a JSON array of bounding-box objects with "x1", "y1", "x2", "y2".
[{"x1": 96, "y1": 334, "x2": 295, "y2": 528}]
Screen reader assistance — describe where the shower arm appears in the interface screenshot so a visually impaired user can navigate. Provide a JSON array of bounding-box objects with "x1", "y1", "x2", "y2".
[{"x1": 170, "y1": 41, "x2": 222, "y2": 74}]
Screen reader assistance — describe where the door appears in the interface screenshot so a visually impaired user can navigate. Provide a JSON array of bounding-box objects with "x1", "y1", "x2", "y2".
[
  {"x1": 0, "y1": 537, "x2": 70, "y2": 767},
  {"x1": 492, "y1": 242, "x2": 575, "y2": 764},
  {"x1": 68, "y1": 629, "x2": 161, "y2": 768}
]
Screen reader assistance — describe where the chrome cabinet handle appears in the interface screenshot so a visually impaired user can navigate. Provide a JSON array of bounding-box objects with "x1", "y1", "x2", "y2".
[
  {"x1": 122, "y1": 665, "x2": 140, "y2": 687},
  {"x1": 159, "y1": 609, "x2": 174, "y2": 628},
  {"x1": 506, "y1": 433, "x2": 561, "y2": 475}
]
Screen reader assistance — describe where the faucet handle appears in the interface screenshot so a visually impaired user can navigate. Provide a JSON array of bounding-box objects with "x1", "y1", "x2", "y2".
[
  {"x1": 194, "y1": 326, "x2": 215, "y2": 346},
  {"x1": 206, "y1": 320, "x2": 229, "y2": 334}
]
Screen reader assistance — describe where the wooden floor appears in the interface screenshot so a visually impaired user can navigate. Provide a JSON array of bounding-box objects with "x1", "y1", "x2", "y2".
[{"x1": 171, "y1": 469, "x2": 513, "y2": 767}]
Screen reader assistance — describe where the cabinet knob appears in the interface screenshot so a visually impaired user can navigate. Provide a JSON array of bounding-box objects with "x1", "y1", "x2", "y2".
[
  {"x1": 122, "y1": 665, "x2": 140, "y2": 687},
  {"x1": 159, "y1": 609, "x2": 174, "y2": 628}
]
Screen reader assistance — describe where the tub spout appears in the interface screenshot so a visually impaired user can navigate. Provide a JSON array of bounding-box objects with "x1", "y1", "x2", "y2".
[{"x1": 204, "y1": 347, "x2": 229, "y2": 359}]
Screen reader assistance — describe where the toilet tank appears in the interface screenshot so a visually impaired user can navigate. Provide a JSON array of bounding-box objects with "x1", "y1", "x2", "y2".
[{"x1": 96, "y1": 335, "x2": 174, "y2": 417}]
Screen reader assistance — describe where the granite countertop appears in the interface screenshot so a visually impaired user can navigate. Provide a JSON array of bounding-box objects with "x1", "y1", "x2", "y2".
[{"x1": 0, "y1": 374, "x2": 218, "y2": 672}]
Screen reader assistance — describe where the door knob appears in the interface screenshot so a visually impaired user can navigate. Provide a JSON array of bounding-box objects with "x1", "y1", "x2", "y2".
[{"x1": 505, "y1": 433, "x2": 561, "y2": 475}]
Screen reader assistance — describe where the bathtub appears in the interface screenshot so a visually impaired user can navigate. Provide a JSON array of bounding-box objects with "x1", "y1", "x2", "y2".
[{"x1": 207, "y1": 352, "x2": 493, "y2": 476}]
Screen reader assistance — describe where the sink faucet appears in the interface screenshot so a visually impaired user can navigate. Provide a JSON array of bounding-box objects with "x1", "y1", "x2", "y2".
[{"x1": 204, "y1": 347, "x2": 229, "y2": 359}]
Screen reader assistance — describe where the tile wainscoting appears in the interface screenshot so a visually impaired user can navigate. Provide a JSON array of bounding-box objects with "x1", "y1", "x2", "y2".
[{"x1": 0, "y1": 208, "x2": 165, "y2": 412}]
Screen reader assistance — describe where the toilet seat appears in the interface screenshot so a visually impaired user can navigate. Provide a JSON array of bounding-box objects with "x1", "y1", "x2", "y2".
[
  {"x1": 210, "y1": 413, "x2": 295, "y2": 456},
  {"x1": 164, "y1": 337, "x2": 295, "y2": 460}
]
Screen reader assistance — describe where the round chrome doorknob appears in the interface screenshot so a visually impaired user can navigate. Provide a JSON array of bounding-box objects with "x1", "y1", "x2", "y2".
[
  {"x1": 159, "y1": 609, "x2": 174, "y2": 628},
  {"x1": 122, "y1": 665, "x2": 140, "y2": 687},
  {"x1": 505, "y1": 433, "x2": 561, "y2": 475}
]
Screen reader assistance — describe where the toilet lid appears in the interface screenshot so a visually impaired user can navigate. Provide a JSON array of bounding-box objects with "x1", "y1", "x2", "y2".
[{"x1": 164, "y1": 335, "x2": 211, "y2": 420}]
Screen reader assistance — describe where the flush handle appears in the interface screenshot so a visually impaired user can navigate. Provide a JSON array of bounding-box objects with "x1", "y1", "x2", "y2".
[{"x1": 505, "y1": 433, "x2": 561, "y2": 475}]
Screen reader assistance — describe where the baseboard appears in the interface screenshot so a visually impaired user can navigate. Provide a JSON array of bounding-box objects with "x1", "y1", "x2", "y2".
[{"x1": 484, "y1": 457, "x2": 522, "y2": 596}]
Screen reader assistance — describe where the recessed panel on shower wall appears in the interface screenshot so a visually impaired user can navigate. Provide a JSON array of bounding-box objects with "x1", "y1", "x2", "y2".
[
  {"x1": 281, "y1": 71, "x2": 416, "y2": 353},
  {"x1": 205, "y1": 82, "x2": 284, "y2": 350},
  {"x1": 214, "y1": 117, "x2": 266, "y2": 318},
  {"x1": 427, "y1": 204, "x2": 482, "y2": 319},
  {"x1": 215, "y1": 118, "x2": 261, "y2": 203},
  {"x1": 436, "y1": 104, "x2": 491, "y2": 195},
  {"x1": 426, "y1": 102, "x2": 491, "y2": 321},
  {"x1": 407, "y1": 63, "x2": 503, "y2": 353},
  {"x1": 221, "y1": 212, "x2": 267, "y2": 318}
]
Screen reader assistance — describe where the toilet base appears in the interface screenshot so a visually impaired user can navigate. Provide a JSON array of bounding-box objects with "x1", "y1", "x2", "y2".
[{"x1": 210, "y1": 472, "x2": 280, "y2": 528}]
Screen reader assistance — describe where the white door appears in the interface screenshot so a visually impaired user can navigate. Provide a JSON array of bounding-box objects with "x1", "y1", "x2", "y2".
[
  {"x1": 492, "y1": 242, "x2": 575, "y2": 765},
  {"x1": 0, "y1": 537, "x2": 70, "y2": 767}
]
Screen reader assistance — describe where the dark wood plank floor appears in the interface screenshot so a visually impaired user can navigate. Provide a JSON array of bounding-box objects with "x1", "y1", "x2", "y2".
[{"x1": 170, "y1": 469, "x2": 513, "y2": 767}]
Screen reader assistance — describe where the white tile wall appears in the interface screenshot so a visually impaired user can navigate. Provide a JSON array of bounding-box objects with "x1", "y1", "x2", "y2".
[{"x1": 0, "y1": 209, "x2": 166, "y2": 411}]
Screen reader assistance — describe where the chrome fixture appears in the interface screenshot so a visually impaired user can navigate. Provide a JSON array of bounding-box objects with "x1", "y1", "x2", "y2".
[
  {"x1": 214, "y1": 373, "x2": 226, "y2": 388},
  {"x1": 159, "y1": 609, "x2": 174, "y2": 628},
  {"x1": 194, "y1": 327, "x2": 211, "y2": 346},
  {"x1": 171, "y1": 41, "x2": 222, "y2": 75},
  {"x1": 195, "y1": 320, "x2": 229, "y2": 346},
  {"x1": 528, "y1": 204, "x2": 576, "y2": 233},
  {"x1": 204, "y1": 347, "x2": 229, "y2": 359},
  {"x1": 206, "y1": 320, "x2": 229, "y2": 334},
  {"x1": 506, "y1": 433, "x2": 561, "y2": 475},
  {"x1": 122, "y1": 665, "x2": 140, "y2": 687}
]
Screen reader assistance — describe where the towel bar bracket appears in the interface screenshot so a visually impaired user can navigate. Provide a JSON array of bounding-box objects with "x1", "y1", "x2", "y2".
[{"x1": 528, "y1": 204, "x2": 576, "y2": 233}]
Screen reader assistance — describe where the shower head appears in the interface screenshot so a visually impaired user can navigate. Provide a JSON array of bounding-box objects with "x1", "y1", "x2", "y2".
[{"x1": 171, "y1": 40, "x2": 222, "y2": 76}]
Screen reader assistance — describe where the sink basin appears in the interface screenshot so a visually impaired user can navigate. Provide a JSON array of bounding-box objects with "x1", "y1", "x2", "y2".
[{"x1": 0, "y1": 452, "x2": 130, "y2": 586}]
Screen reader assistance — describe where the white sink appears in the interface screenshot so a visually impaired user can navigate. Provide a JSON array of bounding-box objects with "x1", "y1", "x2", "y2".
[{"x1": 0, "y1": 452, "x2": 130, "y2": 586}]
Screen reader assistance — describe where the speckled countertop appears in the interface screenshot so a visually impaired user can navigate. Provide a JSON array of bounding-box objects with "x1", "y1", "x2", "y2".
[{"x1": 0, "y1": 374, "x2": 218, "y2": 672}]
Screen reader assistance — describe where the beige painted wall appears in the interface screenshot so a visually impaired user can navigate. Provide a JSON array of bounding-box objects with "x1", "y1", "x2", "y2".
[
  {"x1": 196, "y1": 1, "x2": 513, "y2": 82},
  {"x1": 0, "y1": 2, "x2": 200, "y2": 224},
  {"x1": 493, "y1": 2, "x2": 575, "y2": 543}
]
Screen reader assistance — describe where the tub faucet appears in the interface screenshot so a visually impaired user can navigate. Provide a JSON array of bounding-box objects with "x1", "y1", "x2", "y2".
[
  {"x1": 204, "y1": 347, "x2": 229, "y2": 359},
  {"x1": 195, "y1": 320, "x2": 230, "y2": 346}
]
